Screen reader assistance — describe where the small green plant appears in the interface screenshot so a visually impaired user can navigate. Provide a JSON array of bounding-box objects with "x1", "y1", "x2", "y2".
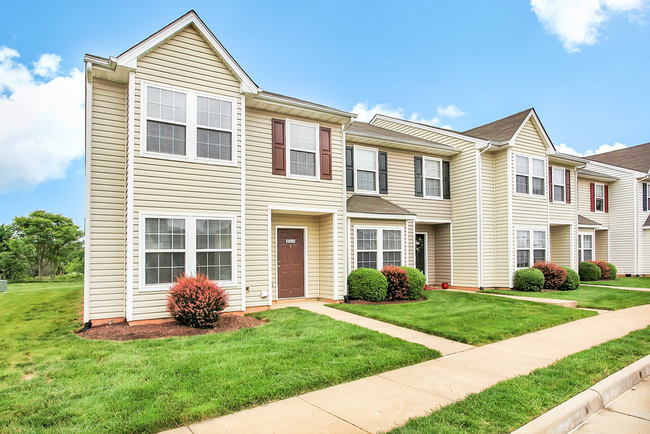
[
  {"x1": 167, "y1": 273, "x2": 229, "y2": 328},
  {"x1": 401, "y1": 267, "x2": 425, "y2": 300},
  {"x1": 558, "y1": 267, "x2": 580, "y2": 291},
  {"x1": 513, "y1": 268, "x2": 545, "y2": 292},
  {"x1": 532, "y1": 262, "x2": 567, "y2": 290},
  {"x1": 347, "y1": 268, "x2": 388, "y2": 302},
  {"x1": 579, "y1": 261, "x2": 601, "y2": 281}
]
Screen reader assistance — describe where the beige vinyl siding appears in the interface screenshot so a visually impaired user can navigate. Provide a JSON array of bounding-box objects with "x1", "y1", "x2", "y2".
[
  {"x1": 318, "y1": 214, "x2": 335, "y2": 300},
  {"x1": 89, "y1": 78, "x2": 127, "y2": 320},
  {"x1": 595, "y1": 230, "x2": 608, "y2": 262},
  {"x1": 481, "y1": 151, "x2": 496, "y2": 287},
  {"x1": 130, "y1": 25, "x2": 243, "y2": 320},
  {"x1": 371, "y1": 118, "x2": 478, "y2": 287},
  {"x1": 493, "y1": 150, "x2": 510, "y2": 287},
  {"x1": 346, "y1": 143, "x2": 452, "y2": 221},
  {"x1": 549, "y1": 165, "x2": 577, "y2": 224},
  {"x1": 271, "y1": 214, "x2": 320, "y2": 300},
  {"x1": 415, "y1": 224, "x2": 436, "y2": 285},
  {"x1": 644, "y1": 230, "x2": 650, "y2": 276},
  {"x1": 245, "y1": 108, "x2": 345, "y2": 306},
  {"x1": 577, "y1": 178, "x2": 609, "y2": 227},
  {"x1": 550, "y1": 225, "x2": 571, "y2": 267},
  {"x1": 433, "y1": 223, "x2": 452, "y2": 285},
  {"x1": 349, "y1": 218, "x2": 410, "y2": 272}
]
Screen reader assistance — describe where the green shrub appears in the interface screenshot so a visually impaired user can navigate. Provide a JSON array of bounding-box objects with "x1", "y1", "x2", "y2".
[
  {"x1": 558, "y1": 267, "x2": 580, "y2": 291},
  {"x1": 590, "y1": 260, "x2": 613, "y2": 280},
  {"x1": 513, "y1": 268, "x2": 545, "y2": 292},
  {"x1": 579, "y1": 261, "x2": 601, "y2": 281},
  {"x1": 166, "y1": 273, "x2": 229, "y2": 328},
  {"x1": 401, "y1": 267, "x2": 425, "y2": 300},
  {"x1": 382, "y1": 266, "x2": 410, "y2": 300},
  {"x1": 607, "y1": 263, "x2": 617, "y2": 279},
  {"x1": 532, "y1": 261, "x2": 567, "y2": 290},
  {"x1": 347, "y1": 268, "x2": 388, "y2": 302}
]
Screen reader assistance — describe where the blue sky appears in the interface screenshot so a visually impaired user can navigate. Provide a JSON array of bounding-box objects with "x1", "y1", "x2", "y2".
[{"x1": 1, "y1": 0, "x2": 649, "y2": 228}]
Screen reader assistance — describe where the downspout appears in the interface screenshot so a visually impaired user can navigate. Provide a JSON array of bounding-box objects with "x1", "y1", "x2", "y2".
[
  {"x1": 476, "y1": 143, "x2": 493, "y2": 290},
  {"x1": 636, "y1": 171, "x2": 650, "y2": 276},
  {"x1": 83, "y1": 62, "x2": 93, "y2": 325}
]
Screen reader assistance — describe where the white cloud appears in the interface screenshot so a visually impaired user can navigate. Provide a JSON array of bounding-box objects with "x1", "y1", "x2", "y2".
[
  {"x1": 0, "y1": 46, "x2": 84, "y2": 193},
  {"x1": 531, "y1": 0, "x2": 648, "y2": 52},
  {"x1": 556, "y1": 141, "x2": 627, "y2": 156},
  {"x1": 352, "y1": 102, "x2": 461, "y2": 129}
]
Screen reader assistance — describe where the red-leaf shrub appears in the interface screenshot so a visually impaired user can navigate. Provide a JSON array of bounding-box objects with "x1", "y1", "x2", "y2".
[
  {"x1": 381, "y1": 265, "x2": 410, "y2": 300},
  {"x1": 532, "y1": 261, "x2": 567, "y2": 290},
  {"x1": 166, "y1": 273, "x2": 229, "y2": 328},
  {"x1": 589, "y1": 260, "x2": 613, "y2": 280}
]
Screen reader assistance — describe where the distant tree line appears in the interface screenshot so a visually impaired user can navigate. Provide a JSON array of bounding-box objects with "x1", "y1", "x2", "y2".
[{"x1": 0, "y1": 210, "x2": 84, "y2": 281}]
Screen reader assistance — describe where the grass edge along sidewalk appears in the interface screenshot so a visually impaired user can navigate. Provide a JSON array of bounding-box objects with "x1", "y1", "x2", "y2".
[
  {"x1": 386, "y1": 325, "x2": 650, "y2": 434},
  {"x1": 0, "y1": 282, "x2": 439, "y2": 434}
]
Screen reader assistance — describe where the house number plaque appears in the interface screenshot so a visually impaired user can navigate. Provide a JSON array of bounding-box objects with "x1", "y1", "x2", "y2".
[{"x1": 285, "y1": 239, "x2": 296, "y2": 244}]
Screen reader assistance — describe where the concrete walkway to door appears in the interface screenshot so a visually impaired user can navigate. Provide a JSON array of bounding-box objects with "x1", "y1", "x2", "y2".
[{"x1": 161, "y1": 303, "x2": 650, "y2": 434}]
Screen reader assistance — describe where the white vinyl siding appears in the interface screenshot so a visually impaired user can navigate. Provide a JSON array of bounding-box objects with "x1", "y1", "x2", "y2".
[{"x1": 354, "y1": 146, "x2": 378, "y2": 193}]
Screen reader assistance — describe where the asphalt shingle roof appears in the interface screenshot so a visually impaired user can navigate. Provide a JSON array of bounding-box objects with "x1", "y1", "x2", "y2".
[
  {"x1": 584, "y1": 142, "x2": 650, "y2": 174},
  {"x1": 578, "y1": 215, "x2": 602, "y2": 226},
  {"x1": 462, "y1": 108, "x2": 533, "y2": 142},
  {"x1": 346, "y1": 195, "x2": 414, "y2": 216},
  {"x1": 347, "y1": 122, "x2": 458, "y2": 151}
]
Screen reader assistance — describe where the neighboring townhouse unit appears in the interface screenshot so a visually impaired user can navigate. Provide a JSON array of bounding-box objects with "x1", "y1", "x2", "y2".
[
  {"x1": 577, "y1": 142, "x2": 650, "y2": 276},
  {"x1": 84, "y1": 11, "x2": 356, "y2": 323}
]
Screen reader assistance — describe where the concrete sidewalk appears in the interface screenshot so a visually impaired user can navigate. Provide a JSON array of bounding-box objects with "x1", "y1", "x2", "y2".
[
  {"x1": 584, "y1": 284, "x2": 650, "y2": 292},
  {"x1": 162, "y1": 303, "x2": 650, "y2": 434}
]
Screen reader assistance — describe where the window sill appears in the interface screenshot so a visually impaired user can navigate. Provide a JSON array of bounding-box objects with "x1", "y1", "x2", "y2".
[
  {"x1": 286, "y1": 174, "x2": 321, "y2": 182},
  {"x1": 423, "y1": 195, "x2": 444, "y2": 201},
  {"x1": 139, "y1": 280, "x2": 237, "y2": 292},
  {"x1": 139, "y1": 151, "x2": 238, "y2": 167},
  {"x1": 513, "y1": 193, "x2": 547, "y2": 200}
]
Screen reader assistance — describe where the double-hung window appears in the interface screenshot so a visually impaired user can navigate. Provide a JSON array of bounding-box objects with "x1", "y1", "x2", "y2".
[
  {"x1": 287, "y1": 120, "x2": 319, "y2": 178},
  {"x1": 144, "y1": 218, "x2": 186, "y2": 285},
  {"x1": 516, "y1": 229, "x2": 546, "y2": 268},
  {"x1": 423, "y1": 157, "x2": 442, "y2": 199},
  {"x1": 355, "y1": 147, "x2": 378, "y2": 193},
  {"x1": 146, "y1": 87, "x2": 187, "y2": 156},
  {"x1": 196, "y1": 219, "x2": 233, "y2": 281},
  {"x1": 515, "y1": 154, "x2": 545, "y2": 196},
  {"x1": 355, "y1": 228, "x2": 403, "y2": 270},
  {"x1": 552, "y1": 167, "x2": 565, "y2": 203},
  {"x1": 595, "y1": 184, "x2": 605, "y2": 212},
  {"x1": 578, "y1": 234, "x2": 593, "y2": 262},
  {"x1": 197, "y1": 96, "x2": 233, "y2": 161}
]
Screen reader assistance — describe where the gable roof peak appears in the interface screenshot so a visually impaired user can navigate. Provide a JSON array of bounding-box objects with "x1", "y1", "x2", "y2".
[{"x1": 462, "y1": 108, "x2": 534, "y2": 143}]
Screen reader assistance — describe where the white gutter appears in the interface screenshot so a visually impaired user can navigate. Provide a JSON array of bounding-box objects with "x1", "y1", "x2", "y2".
[
  {"x1": 240, "y1": 94, "x2": 246, "y2": 311},
  {"x1": 476, "y1": 143, "x2": 493, "y2": 289},
  {"x1": 125, "y1": 71, "x2": 135, "y2": 321}
]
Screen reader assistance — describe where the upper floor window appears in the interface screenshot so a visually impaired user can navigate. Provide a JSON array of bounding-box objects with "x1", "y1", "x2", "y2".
[
  {"x1": 355, "y1": 147, "x2": 378, "y2": 193},
  {"x1": 287, "y1": 120, "x2": 319, "y2": 178},
  {"x1": 515, "y1": 154, "x2": 545, "y2": 196},
  {"x1": 516, "y1": 229, "x2": 546, "y2": 268},
  {"x1": 552, "y1": 167, "x2": 565, "y2": 203},
  {"x1": 595, "y1": 184, "x2": 605, "y2": 212},
  {"x1": 141, "y1": 81, "x2": 237, "y2": 165},
  {"x1": 423, "y1": 157, "x2": 442, "y2": 199},
  {"x1": 643, "y1": 183, "x2": 649, "y2": 212}
]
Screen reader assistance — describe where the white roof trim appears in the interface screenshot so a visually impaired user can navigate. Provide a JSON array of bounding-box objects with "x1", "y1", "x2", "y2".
[
  {"x1": 347, "y1": 212, "x2": 416, "y2": 220},
  {"x1": 370, "y1": 114, "x2": 488, "y2": 146},
  {"x1": 116, "y1": 11, "x2": 260, "y2": 94}
]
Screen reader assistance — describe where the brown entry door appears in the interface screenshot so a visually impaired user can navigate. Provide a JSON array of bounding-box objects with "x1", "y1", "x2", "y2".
[{"x1": 277, "y1": 228, "x2": 305, "y2": 298}]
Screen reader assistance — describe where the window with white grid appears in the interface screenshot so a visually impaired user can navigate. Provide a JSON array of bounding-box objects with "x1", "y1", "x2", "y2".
[
  {"x1": 197, "y1": 96, "x2": 233, "y2": 162},
  {"x1": 288, "y1": 120, "x2": 319, "y2": 178},
  {"x1": 196, "y1": 219, "x2": 233, "y2": 281},
  {"x1": 424, "y1": 157, "x2": 442, "y2": 199},
  {"x1": 355, "y1": 147, "x2": 378, "y2": 193}
]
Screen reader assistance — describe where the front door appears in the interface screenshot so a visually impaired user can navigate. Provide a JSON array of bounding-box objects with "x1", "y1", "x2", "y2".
[
  {"x1": 415, "y1": 233, "x2": 426, "y2": 276},
  {"x1": 277, "y1": 228, "x2": 305, "y2": 299}
]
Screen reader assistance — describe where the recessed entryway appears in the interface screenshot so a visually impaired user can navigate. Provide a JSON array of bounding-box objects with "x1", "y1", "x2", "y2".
[
  {"x1": 415, "y1": 233, "x2": 427, "y2": 276},
  {"x1": 277, "y1": 228, "x2": 305, "y2": 299}
]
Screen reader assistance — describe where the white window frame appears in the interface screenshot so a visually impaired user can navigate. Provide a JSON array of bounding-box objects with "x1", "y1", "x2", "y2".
[
  {"x1": 514, "y1": 153, "x2": 546, "y2": 198},
  {"x1": 353, "y1": 145, "x2": 379, "y2": 194},
  {"x1": 578, "y1": 233, "x2": 594, "y2": 262},
  {"x1": 594, "y1": 183, "x2": 605, "y2": 213},
  {"x1": 423, "y1": 156, "x2": 443, "y2": 200},
  {"x1": 353, "y1": 225, "x2": 404, "y2": 270},
  {"x1": 285, "y1": 118, "x2": 321, "y2": 181},
  {"x1": 645, "y1": 183, "x2": 650, "y2": 211},
  {"x1": 140, "y1": 80, "x2": 237, "y2": 166},
  {"x1": 552, "y1": 166, "x2": 566, "y2": 204},
  {"x1": 515, "y1": 228, "x2": 547, "y2": 269},
  {"x1": 139, "y1": 212, "x2": 237, "y2": 292}
]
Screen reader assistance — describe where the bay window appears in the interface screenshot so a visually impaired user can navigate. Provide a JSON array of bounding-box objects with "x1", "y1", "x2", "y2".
[
  {"x1": 516, "y1": 229, "x2": 546, "y2": 268},
  {"x1": 355, "y1": 227, "x2": 403, "y2": 270}
]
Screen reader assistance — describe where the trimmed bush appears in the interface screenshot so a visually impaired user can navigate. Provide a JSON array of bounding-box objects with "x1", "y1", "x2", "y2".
[
  {"x1": 533, "y1": 261, "x2": 567, "y2": 290},
  {"x1": 558, "y1": 267, "x2": 580, "y2": 291},
  {"x1": 347, "y1": 268, "x2": 388, "y2": 302},
  {"x1": 589, "y1": 260, "x2": 617, "y2": 280},
  {"x1": 607, "y1": 263, "x2": 617, "y2": 279},
  {"x1": 513, "y1": 268, "x2": 545, "y2": 292},
  {"x1": 382, "y1": 266, "x2": 410, "y2": 300},
  {"x1": 579, "y1": 261, "x2": 601, "y2": 281},
  {"x1": 166, "y1": 273, "x2": 229, "y2": 328},
  {"x1": 401, "y1": 267, "x2": 426, "y2": 300}
]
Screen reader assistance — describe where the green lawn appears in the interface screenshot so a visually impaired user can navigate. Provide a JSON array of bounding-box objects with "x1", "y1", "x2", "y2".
[
  {"x1": 486, "y1": 285, "x2": 650, "y2": 310},
  {"x1": 327, "y1": 291, "x2": 596, "y2": 345},
  {"x1": 581, "y1": 276, "x2": 650, "y2": 288},
  {"x1": 389, "y1": 325, "x2": 650, "y2": 434},
  {"x1": 0, "y1": 282, "x2": 438, "y2": 434}
]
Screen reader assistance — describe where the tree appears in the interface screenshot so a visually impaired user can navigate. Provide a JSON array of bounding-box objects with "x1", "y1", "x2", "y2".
[
  {"x1": 0, "y1": 224, "x2": 29, "y2": 280},
  {"x1": 12, "y1": 210, "x2": 83, "y2": 281}
]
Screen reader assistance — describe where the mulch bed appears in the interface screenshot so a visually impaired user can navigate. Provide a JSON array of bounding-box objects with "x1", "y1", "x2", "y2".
[
  {"x1": 348, "y1": 296, "x2": 427, "y2": 305},
  {"x1": 79, "y1": 315, "x2": 266, "y2": 341}
]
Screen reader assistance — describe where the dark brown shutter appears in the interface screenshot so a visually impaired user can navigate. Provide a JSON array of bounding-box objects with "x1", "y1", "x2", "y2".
[
  {"x1": 414, "y1": 157, "x2": 423, "y2": 197},
  {"x1": 378, "y1": 151, "x2": 388, "y2": 194},
  {"x1": 319, "y1": 127, "x2": 332, "y2": 180},
  {"x1": 565, "y1": 169, "x2": 571, "y2": 204},
  {"x1": 590, "y1": 182, "x2": 595, "y2": 212},
  {"x1": 644, "y1": 183, "x2": 648, "y2": 212},
  {"x1": 604, "y1": 185, "x2": 609, "y2": 213},
  {"x1": 548, "y1": 167, "x2": 553, "y2": 202},
  {"x1": 271, "y1": 119, "x2": 286, "y2": 175},
  {"x1": 442, "y1": 161, "x2": 451, "y2": 199},
  {"x1": 346, "y1": 146, "x2": 354, "y2": 191}
]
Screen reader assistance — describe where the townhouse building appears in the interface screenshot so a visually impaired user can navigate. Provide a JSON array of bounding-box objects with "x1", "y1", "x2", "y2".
[{"x1": 84, "y1": 11, "x2": 648, "y2": 324}]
